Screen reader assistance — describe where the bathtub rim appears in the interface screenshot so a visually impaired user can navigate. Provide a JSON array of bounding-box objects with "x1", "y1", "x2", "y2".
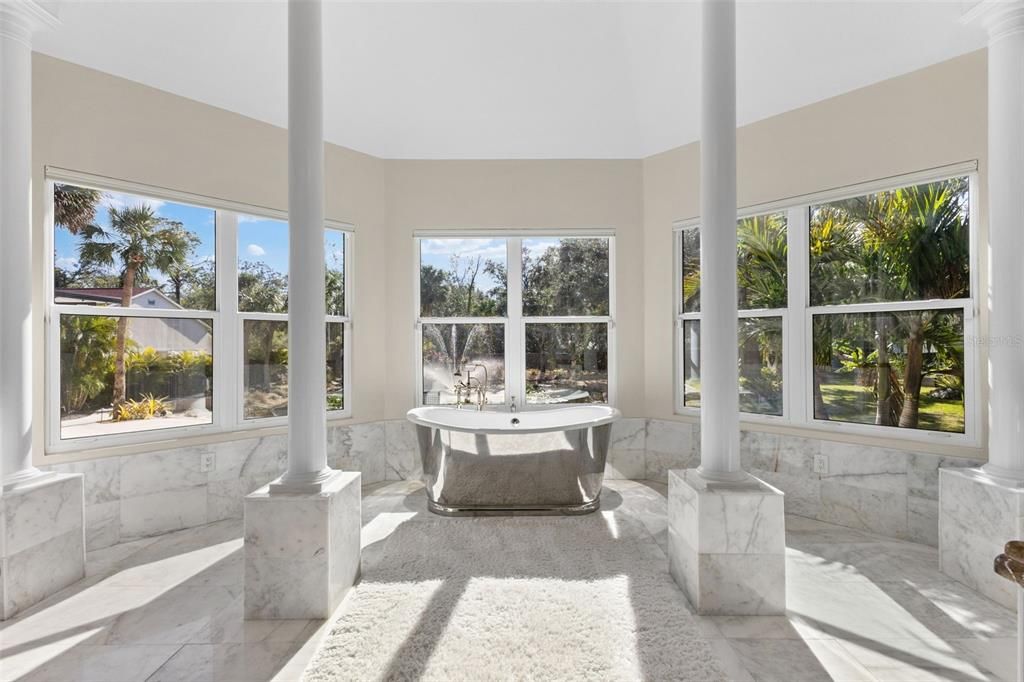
[{"x1": 405, "y1": 405, "x2": 621, "y2": 435}]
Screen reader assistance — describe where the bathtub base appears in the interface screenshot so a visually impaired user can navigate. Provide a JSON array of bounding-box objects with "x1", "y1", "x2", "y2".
[{"x1": 427, "y1": 496, "x2": 600, "y2": 517}]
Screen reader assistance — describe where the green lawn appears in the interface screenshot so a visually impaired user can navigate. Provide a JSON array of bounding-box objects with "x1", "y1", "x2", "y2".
[{"x1": 818, "y1": 376, "x2": 964, "y2": 434}]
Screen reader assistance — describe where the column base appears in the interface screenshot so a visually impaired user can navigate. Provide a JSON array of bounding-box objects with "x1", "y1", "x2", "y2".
[
  {"x1": 1, "y1": 473, "x2": 86, "y2": 620},
  {"x1": 939, "y1": 467, "x2": 1024, "y2": 609},
  {"x1": 244, "y1": 470, "x2": 361, "y2": 619},
  {"x1": 667, "y1": 468, "x2": 786, "y2": 615}
]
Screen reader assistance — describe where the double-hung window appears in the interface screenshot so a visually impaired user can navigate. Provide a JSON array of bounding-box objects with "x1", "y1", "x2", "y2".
[
  {"x1": 676, "y1": 212, "x2": 788, "y2": 417},
  {"x1": 417, "y1": 233, "x2": 614, "y2": 409},
  {"x1": 674, "y1": 164, "x2": 977, "y2": 443},
  {"x1": 46, "y1": 171, "x2": 353, "y2": 452}
]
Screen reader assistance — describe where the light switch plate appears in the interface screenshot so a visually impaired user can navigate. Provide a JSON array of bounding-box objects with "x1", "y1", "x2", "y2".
[{"x1": 812, "y1": 454, "x2": 829, "y2": 475}]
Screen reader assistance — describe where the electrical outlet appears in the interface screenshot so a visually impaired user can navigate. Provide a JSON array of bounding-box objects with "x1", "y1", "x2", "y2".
[
  {"x1": 812, "y1": 454, "x2": 829, "y2": 475},
  {"x1": 201, "y1": 452, "x2": 215, "y2": 473}
]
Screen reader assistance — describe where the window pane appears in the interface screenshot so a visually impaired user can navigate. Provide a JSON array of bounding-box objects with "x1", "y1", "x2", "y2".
[
  {"x1": 522, "y1": 238, "x2": 609, "y2": 316},
  {"x1": 680, "y1": 211, "x2": 787, "y2": 313},
  {"x1": 59, "y1": 314, "x2": 213, "y2": 440},
  {"x1": 422, "y1": 323, "x2": 505, "y2": 406},
  {"x1": 680, "y1": 229, "x2": 700, "y2": 314},
  {"x1": 738, "y1": 212, "x2": 788, "y2": 309},
  {"x1": 243, "y1": 321, "x2": 344, "y2": 419},
  {"x1": 419, "y1": 239, "x2": 507, "y2": 317},
  {"x1": 680, "y1": 317, "x2": 784, "y2": 415},
  {"x1": 809, "y1": 177, "x2": 970, "y2": 306},
  {"x1": 243, "y1": 320, "x2": 289, "y2": 419},
  {"x1": 238, "y1": 216, "x2": 288, "y2": 313},
  {"x1": 53, "y1": 183, "x2": 216, "y2": 311},
  {"x1": 812, "y1": 310, "x2": 965, "y2": 434},
  {"x1": 739, "y1": 317, "x2": 784, "y2": 415},
  {"x1": 525, "y1": 323, "x2": 608, "y2": 404},
  {"x1": 326, "y1": 230, "x2": 345, "y2": 316},
  {"x1": 327, "y1": 322, "x2": 345, "y2": 411}
]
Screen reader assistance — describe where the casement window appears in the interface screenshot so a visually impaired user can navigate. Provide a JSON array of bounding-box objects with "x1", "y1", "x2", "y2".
[
  {"x1": 416, "y1": 232, "x2": 615, "y2": 409},
  {"x1": 46, "y1": 171, "x2": 352, "y2": 452},
  {"x1": 674, "y1": 163, "x2": 978, "y2": 444}
]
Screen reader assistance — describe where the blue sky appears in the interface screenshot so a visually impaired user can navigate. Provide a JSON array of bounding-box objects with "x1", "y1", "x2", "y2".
[
  {"x1": 418, "y1": 237, "x2": 567, "y2": 293},
  {"x1": 238, "y1": 215, "x2": 289, "y2": 274},
  {"x1": 55, "y1": 186, "x2": 345, "y2": 288}
]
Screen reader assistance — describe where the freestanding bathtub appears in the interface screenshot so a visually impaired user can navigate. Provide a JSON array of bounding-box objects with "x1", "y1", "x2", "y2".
[{"x1": 406, "y1": 405, "x2": 621, "y2": 516}]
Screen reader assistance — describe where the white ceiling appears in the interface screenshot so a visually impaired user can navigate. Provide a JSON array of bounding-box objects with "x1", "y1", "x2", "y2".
[{"x1": 34, "y1": 1, "x2": 987, "y2": 159}]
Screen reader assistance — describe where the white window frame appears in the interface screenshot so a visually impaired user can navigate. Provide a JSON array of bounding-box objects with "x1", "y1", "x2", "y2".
[
  {"x1": 414, "y1": 229, "x2": 617, "y2": 410},
  {"x1": 673, "y1": 161, "x2": 981, "y2": 446},
  {"x1": 44, "y1": 168, "x2": 354, "y2": 454}
]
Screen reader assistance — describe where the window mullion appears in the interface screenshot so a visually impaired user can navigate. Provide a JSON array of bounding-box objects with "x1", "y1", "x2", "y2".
[
  {"x1": 217, "y1": 210, "x2": 239, "y2": 431},
  {"x1": 787, "y1": 204, "x2": 810, "y2": 426},
  {"x1": 507, "y1": 238, "x2": 524, "y2": 408}
]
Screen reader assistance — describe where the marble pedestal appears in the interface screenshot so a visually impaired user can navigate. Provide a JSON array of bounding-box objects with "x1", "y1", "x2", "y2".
[
  {"x1": 244, "y1": 470, "x2": 361, "y2": 619},
  {"x1": 939, "y1": 468, "x2": 1024, "y2": 609},
  {"x1": 667, "y1": 469, "x2": 786, "y2": 615},
  {"x1": 1, "y1": 473, "x2": 86, "y2": 620}
]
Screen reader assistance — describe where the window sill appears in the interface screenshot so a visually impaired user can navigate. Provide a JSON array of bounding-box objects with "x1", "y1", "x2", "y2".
[
  {"x1": 670, "y1": 409, "x2": 986, "y2": 461},
  {"x1": 41, "y1": 412, "x2": 357, "y2": 466}
]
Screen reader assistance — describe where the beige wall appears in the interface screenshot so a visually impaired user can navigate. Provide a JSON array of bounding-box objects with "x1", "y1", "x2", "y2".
[
  {"x1": 32, "y1": 49, "x2": 989, "y2": 463},
  {"x1": 31, "y1": 54, "x2": 391, "y2": 464},
  {"x1": 384, "y1": 160, "x2": 645, "y2": 417},
  {"x1": 643, "y1": 49, "x2": 988, "y2": 457}
]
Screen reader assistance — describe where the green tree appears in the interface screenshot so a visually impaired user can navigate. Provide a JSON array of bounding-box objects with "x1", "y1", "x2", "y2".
[
  {"x1": 75, "y1": 205, "x2": 196, "y2": 411},
  {"x1": 239, "y1": 261, "x2": 288, "y2": 388},
  {"x1": 54, "y1": 184, "x2": 101, "y2": 235},
  {"x1": 809, "y1": 178, "x2": 969, "y2": 430},
  {"x1": 60, "y1": 315, "x2": 117, "y2": 413}
]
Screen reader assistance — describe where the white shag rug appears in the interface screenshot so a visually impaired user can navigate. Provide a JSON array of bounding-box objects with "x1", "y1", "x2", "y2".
[{"x1": 304, "y1": 512, "x2": 727, "y2": 681}]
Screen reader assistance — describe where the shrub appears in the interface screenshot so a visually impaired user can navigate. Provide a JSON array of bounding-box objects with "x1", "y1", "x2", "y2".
[{"x1": 114, "y1": 393, "x2": 171, "y2": 421}]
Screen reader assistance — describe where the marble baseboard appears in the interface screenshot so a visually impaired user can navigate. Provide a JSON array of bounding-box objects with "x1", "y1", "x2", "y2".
[
  {"x1": 667, "y1": 469, "x2": 786, "y2": 615},
  {"x1": 36, "y1": 416, "x2": 983, "y2": 555},
  {"x1": 939, "y1": 468, "x2": 1024, "y2": 609},
  {"x1": 244, "y1": 471, "x2": 361, "y2": 619},
  {"x1": 1, "y1": 473, "x2": 86, "y2": 619},
  {"x1": 42, "y1": 422, "x2": 387, "y2": 550}
]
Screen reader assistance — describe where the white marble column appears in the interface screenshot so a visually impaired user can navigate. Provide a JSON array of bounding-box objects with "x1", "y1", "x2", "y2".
[
  {"x1": 0, "y1": 1, "x2": 87, "y2": 621},
  {"x1": 939, "y1": 0, "x2": 1024, "y2": 611},
  {"x1": 667, "y1": 0, "x2": 786, "y2": 615},
  {"x1": 273, "y1": 0, "x2": 333, "y2": 493},
  {"x1": 0, "y1": 0, "x2": 56, "y2": 490},
  {"x1": 965, "y1": 0, "x2": 1024, "y2": 484},
  {"x1": 245, "y1": 0, "x2": 359, "y2": 619},
  {"x1": 696, "y1": 0, "x2": 744, "y2": 484}
]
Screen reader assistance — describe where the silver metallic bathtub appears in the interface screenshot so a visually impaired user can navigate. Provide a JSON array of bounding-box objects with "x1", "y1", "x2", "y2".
[{"x1": 406, "y1": 405, "x2": 621, "y2": 516}]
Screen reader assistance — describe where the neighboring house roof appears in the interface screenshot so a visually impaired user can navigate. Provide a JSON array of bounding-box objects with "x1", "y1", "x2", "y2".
[{"x1": 54, "y1": 287, "x2": 183, "y2": 309}]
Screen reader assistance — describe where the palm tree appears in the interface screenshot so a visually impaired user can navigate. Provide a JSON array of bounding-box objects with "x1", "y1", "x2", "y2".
[
  {"x1": 810, "y1": 178, "x2": 969, "y2": 429},
  {"x1": 54, "y1": 184, "x2": 101, "y2": 235},
  {"x1": 76, "y1": 205, "x2": 195, "y2": 411}
]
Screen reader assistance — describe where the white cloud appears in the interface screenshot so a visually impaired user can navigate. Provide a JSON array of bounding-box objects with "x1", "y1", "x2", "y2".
[
  {"x1": 239, "y1": 214, "x2": 283, "y2": 225},
  {"x1": 421, "y1": 238, "x2": 506, "y2": 261},
  {"x1": 101, "y1": 191, "x2": 165, "y2": 213},
  {"x1": 55, "y1": 256, "x2": 79, "y2": 270},
  {"x1": 246, "y1": 243, "x2": 266, "y2": 257}
]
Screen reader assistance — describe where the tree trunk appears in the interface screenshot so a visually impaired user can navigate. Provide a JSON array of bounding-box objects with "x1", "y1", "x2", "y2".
[
  {"x1": 812, "y1": 367, "x2": 830, "y2": 420},
  {"x1": 875, "y1": 316, "x2": 894, "y2": 426},
  {"x1": 112, "y1": 267, "x2": 136, "y2": 413},
  {"x1": 899, "y1": 316, "x2": 926, "y2": 429}
]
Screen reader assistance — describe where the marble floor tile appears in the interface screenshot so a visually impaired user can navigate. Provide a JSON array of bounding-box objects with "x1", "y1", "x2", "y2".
[
  {"x1": 727, "y1": 638, "x2": 875, "y2": 681},
  {"x1": 836, "y1": 637, "x2": 1001, "y2": 681},
  {"x1": 15, "y1": 644, "x2": 182, "y2": 682},
  {"x1": 0, "y1": 478, "x2": 1015, "y2": 682},
  {"x1": 146, "y1": 641, "x2": 307, "y2": 682}
]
